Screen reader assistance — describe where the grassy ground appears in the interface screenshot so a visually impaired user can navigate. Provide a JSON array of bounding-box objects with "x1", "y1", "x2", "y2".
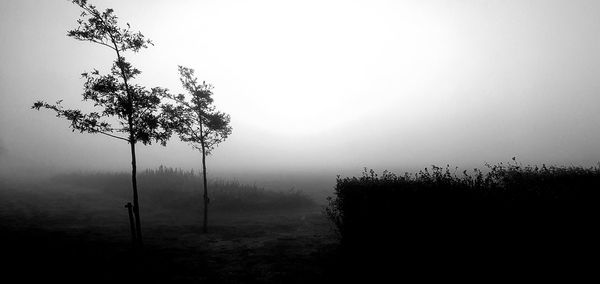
[
  {"x1": 0, "y1": 209, "x2": 339, "y2": 283},
  {"x1": 0, "y1": 179, "x2": 341, "y2": 283}
]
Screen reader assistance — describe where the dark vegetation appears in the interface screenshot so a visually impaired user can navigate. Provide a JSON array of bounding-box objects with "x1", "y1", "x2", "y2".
[
  {"x1": 2, "y1": 161, "x2": 599, "y2": 282},
  {"x1": 52, "y1": 166, "x2": 315, "y2": 214},
  {"x1": 325, "y1": 160, "x2": 599, "y2": 278}
]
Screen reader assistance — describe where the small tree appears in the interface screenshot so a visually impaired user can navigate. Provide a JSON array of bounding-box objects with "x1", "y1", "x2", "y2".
[
  {"x1": 163, "y1": 66, "x2": 232, "y2": 233},
  {"x1": 32, "y1": 0, "x2": 172, "y2": 247}
]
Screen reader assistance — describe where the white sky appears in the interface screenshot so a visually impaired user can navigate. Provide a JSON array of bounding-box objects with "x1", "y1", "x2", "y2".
[{"x1": 1, "y1": 0, "x2": 600, "y2": 178}]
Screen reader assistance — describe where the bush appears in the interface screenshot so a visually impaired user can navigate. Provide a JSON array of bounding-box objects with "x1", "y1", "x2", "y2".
[{"x1": 325, "y1": 161, "x2": 600, "y2": 271}]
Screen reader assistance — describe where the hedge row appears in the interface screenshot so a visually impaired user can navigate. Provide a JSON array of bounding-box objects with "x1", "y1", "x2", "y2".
[{"x1": 325, "y1": 162, "x2": 600, "y2": 271}]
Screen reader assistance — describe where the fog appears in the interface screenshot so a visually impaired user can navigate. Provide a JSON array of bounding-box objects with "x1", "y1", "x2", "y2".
[
  {"x1": 2, "y1": 1, "x2": 600, "y2": 282},
  {"x1": 2, "y1": 0, "x2": 600, "y2": 185}
]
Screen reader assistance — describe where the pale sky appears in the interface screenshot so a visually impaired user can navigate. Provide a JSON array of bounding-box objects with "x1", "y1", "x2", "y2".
[{"x1": 1, "y1": 0, "x2": 600, "y2": 179}]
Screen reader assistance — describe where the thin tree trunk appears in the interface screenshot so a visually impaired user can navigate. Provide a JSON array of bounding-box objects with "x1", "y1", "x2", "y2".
[
  {"x1": 197, "y1": 111, "x2": 209, "y2": 233},
  {"x1": 130, "y1": 140, "x2": 143, "y2": 247},
  {"x1": 201, "y1": 144, "x2": 208, "y2": 233},
  {"x1": 111, "y1": 36, "x2": 143, "y2": 248}
]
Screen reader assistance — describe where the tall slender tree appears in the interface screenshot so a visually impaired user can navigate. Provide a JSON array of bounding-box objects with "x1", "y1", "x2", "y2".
[
  {"x1": 32, "y1": 0, "x2": 172, "y2": 247},
  {"x1": 163, "y1": 66, "x2": 232, "y2": 233}
]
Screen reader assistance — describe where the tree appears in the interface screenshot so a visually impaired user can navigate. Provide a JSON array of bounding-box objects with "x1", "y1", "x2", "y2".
[
  {"x1": 163, "y1": 66, "x2": 232, "y2": 233},
  {"x1": 32, "y1": 0, "x2": 173, "y2": 247}
]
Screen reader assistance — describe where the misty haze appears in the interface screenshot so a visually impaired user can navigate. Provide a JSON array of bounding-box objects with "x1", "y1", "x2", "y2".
[{"x1": 1, "y1": 0, "x2": 599, "y2": 282}]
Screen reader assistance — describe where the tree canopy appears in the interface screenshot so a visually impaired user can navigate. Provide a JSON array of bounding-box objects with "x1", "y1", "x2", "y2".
[
  {"x1": 163, "y1": 66, "x2": 232, "y2": 154},
  {"x1": 32, "y1": 0, "x2": 171, "y2": 146}
]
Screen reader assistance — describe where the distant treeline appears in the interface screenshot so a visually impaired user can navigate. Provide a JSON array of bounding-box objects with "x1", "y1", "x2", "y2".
[
  {"x1": 53, "y1": 166, "x2": 316, "y2": 213},
  {"x1": 326, "y1": 161, "x2": 599, "y2": 273}
]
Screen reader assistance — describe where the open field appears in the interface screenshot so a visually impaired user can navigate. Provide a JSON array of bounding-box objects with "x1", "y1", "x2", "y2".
[
  {"x1": 0, "y1": 178, "x2": 340, "y2": 283},
  {"x1": 0, "y1": 209, "x2": 339, "y2": 283}
]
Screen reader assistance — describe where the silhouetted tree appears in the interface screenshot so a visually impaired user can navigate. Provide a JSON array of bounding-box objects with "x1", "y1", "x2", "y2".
[
  {"x1": 32, "y1": 0, "x2": 173, "y2": 247},
  {"x1": 163, "y1": 66, "x2": 232, "y2": 233}
]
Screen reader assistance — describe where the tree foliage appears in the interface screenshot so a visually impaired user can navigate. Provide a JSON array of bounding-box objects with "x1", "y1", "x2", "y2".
[
  {"x1": 163, "y1": 66, "x2": 232, "y2": 153},
  {"x1": 32, "y1": 0, "x2": 171, "y2": 145}
]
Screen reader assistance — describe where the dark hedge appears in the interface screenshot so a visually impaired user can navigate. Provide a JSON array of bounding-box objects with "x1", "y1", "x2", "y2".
[{"x1": 325, "y1": 161, "x2": 600, "y2": 275}]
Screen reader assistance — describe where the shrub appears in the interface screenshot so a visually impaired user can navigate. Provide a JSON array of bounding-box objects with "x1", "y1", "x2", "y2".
[{"x1": 325, "y1": 161, "x2": 600, "y2": 270}]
